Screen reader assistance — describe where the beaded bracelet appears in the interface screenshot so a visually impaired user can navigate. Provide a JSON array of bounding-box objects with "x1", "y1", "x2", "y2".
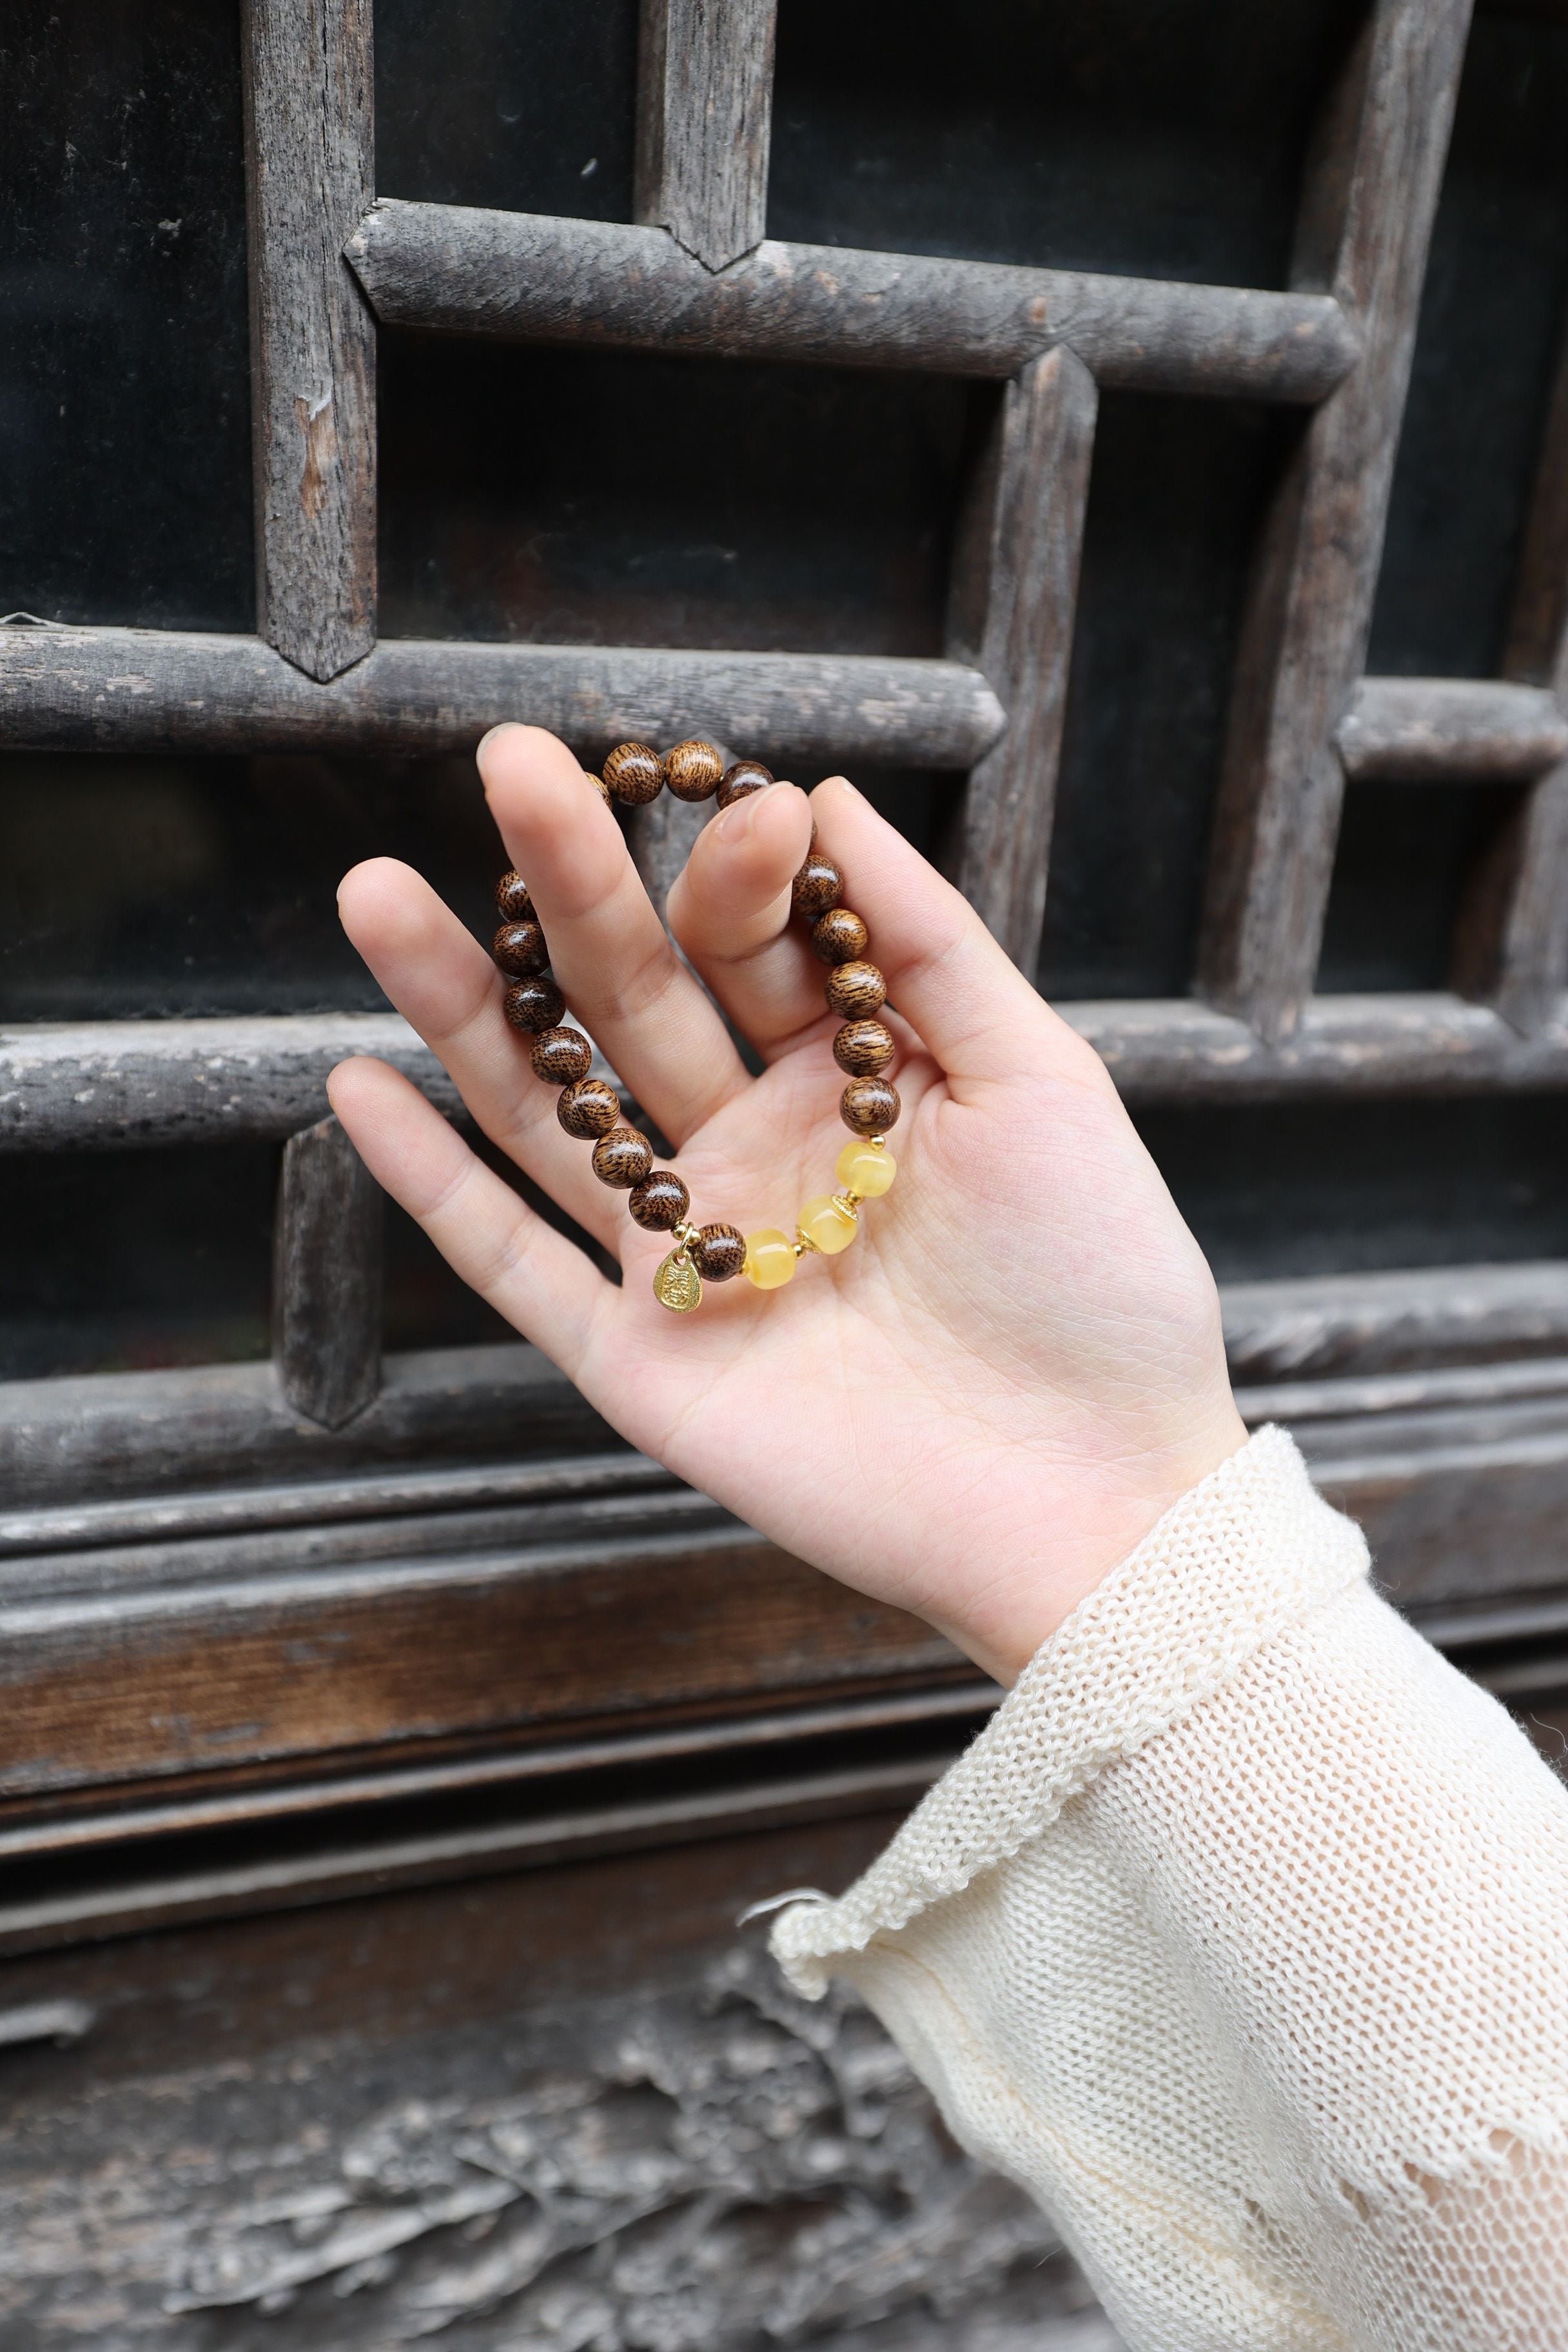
[{"x1": 493, "y1": 738, "x2": 900, "y2": 1314}]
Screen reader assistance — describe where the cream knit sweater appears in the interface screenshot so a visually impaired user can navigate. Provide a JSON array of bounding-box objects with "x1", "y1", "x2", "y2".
[{"x1": 770, "y1": 1427, "x2": 1568, "y2": 2351}]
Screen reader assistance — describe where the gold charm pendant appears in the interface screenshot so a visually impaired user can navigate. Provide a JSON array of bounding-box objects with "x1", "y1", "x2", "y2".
[{"x1": 652, "y1": 1248, "x2": 703, "y2": 1314}]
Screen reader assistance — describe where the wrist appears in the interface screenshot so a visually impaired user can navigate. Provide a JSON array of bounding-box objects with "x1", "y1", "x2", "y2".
[{"x1": 932, "y1": 1397, "x2": 1251, "y2": 1688}]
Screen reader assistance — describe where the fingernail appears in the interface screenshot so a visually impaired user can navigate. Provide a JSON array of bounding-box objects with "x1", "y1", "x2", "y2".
[{"x1": 714, "y1": 781, "x2": 777, "y2": 842}]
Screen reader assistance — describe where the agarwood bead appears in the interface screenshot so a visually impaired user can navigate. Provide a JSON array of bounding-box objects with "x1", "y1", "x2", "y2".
[
  {"x1": 716, "y1": 759, "x2": 773, "y2": 810},
  {"x1": 693, "y1": 1222, "x2": 747, "y2": 1282},
  {"x1": 556, "y1": 1077, "x2": 622, "y2": 1138},
  {"x1": 592, "y1": 1124, "x2": 654, "y2": 1189},
  {"x1": 792, "y1": 852, "x2": 843, "y2": 919},
  {"x1": 603, "y1": 741, "x2": 663, "y2": 805},
  {"x1": 663, "y1": 740, "x2": 725, "y2": 801},
  {"x1": 504, "y1": 974, "x2": 566, "y2": 1032},
  {"x1": 834, "y1": 1017, "x2": 895, "y2": 1075},
  {"x1": 840, "y1": 1075, "x2": 900, "y2": 1135},
  {"x1": 493, "y1": 917, "x2": 549, "y2": 976},
  {"x1": 628, "y1": 1168, "x2": 690, "y2": 1231},
  {"x1": 529, "y1": 1026, "x2": 592, "y2": 1085},
  {"x1": 825, "y1": 959, "x2": 887, "y2": 1018},
  {"x1": 583, "y1": 769, "x2": 612, "y2": 801},
  {"x1": 495, "y1": 870, "x2": 533, "y2": 922},
  {"x1": 810, "y1": 906, "x2": 869, "y2": 965}
]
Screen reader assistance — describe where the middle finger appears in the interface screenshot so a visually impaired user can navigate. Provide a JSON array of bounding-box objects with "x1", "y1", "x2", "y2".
[{"x1": 478, "y1": 725, "x2": 752, "y2": 1146}]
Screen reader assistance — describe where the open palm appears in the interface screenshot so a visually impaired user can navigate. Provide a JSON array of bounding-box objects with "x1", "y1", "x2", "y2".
[{"x1": 329, "y1": 727, "x2": 1244, "y2": 1684}]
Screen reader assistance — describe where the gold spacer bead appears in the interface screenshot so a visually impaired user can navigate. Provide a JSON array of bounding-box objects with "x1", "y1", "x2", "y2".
[
  {"x1": 794, "y1": 1229, "x2": 816, "y2": 1256},
  {"x1": 868, "y1": 1134, "x2": 887, "y2": 1150},
  {"x1": 671, "y1": 1219, "x2": 700, "y2": 1250}
]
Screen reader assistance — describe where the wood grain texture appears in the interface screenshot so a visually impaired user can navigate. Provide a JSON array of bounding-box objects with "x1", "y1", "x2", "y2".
[
  {"x1": 242, "y1": 0, "x2": 376, "y2": 681},
  {"x1": 1453, "y1": 320, "x2": 1568, "y2": 1030},
  {"x1": 346, "y1": 201, "x2": 1359, "y2": 402},
  {"x1": 0, "y1": 1522, "x2": 958, "y2": 1799},
  {"x1": 1222, "y1": 1260, "x2": 1568, "y2": 1380},
  {"x1": 0, "y1": 623, "x2": 1004, "y2": 767},
  {"x1": 635, "y1": 0, "x2": 777, "y2": 272},
  {"x1": 948, "y1": 349, "x2": 1097, "y2": 968},
  {"x1": 0, "y1": 1012, "x2": 473, "y2": 1150},
  {"x1": 1067, "y1": 988, "x2": 1568, "y2": 1098},
  {"x1": 1197, "y1": 0, "x2": 1475, "y2": 1042},
  {"x1": 0, "y1": 1344, "x2": 608, "y2": 1509},
  {"x1": 0, "y1": 1877, "x2": 1102, "y2": 2347},
  {"x1": 1338, "y1": 676, "x2": 1568, "y2": 779},
  {"x1": 272, "y1": 1114, "x2": 383, "y2": 1430}
]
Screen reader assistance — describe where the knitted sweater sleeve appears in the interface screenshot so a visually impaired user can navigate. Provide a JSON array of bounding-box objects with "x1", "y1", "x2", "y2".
[{"x1": 769, "y1": 1426, "x2": 1568, "y2": 2352}]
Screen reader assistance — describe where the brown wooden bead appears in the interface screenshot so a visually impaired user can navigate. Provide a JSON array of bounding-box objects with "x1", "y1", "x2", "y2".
[
  {"x1": 693, "y1": 1222, "x2": 746, "y2": 1282},
  {"x1": 504, "y1": 974, "x2": 566, "y2": 1032},
  {"x1": 628, "y1": 1168, "x2": 690, "y2": 1231},
  {"x1": 528, "y1": 1026, "x2": 592, "y2": 1085},
  {"x1": 792, "y1": 852, "x2": 843, "y2": 919},
  {"x1": 715, "y1": 759, "x2": 773, "y2": 809},
  {"x1": 662, "y1": 740, "x2": 725, "y2": 802},
  {"x1": 603, "y1": 741, "x2": 663, "y2": 805},
  {"x1": 583, "y1": 769, "x2": 612, "y2": 801},
  {"x1": 495, "y1": 870, "x2": 533, "y2": 921},
  {"x1": 834, "y1": 1017, "x2": 896, "y2": 1075},
  {"x1": 556, "y1": 1077, "x2": 621, "y2": 1137},
  {"x1": 592, "y1": 1124, "x2": 654, "y2": 1189},
  {"x1": 841, "y1": 1075, "x2": 900, "y2": 1135},
  {"x1": 493, "y1": 917, "x2": 549, "y2": 976},
  {"x1": 810, "y1": 906, "x2": 869, "y2": 965},
  {"x1": 825, "y1": 959, "x2": 887, "y2": 1018}
]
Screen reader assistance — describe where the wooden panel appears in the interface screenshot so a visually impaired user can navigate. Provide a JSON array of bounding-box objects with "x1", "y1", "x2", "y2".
[
  {"x1": 242, "y1": 0, "x2": 377, "y2": 681},
  {"x1": 1454, "y1": 320, "x2": 1568, "y2": 1030},
  {"x1": 1197, "y1": 0, "x2": 1475, "y2": 1041},
  {"x1": 0, "y1": 1523, "x2": 959, "y2": 1798},
  {"x1": 272, "y1": 1114, "x2": 383, "y2": 1429},
  {"x1": 346, "y1": 201, "x2": 1359, "y2": 402},
  {"x1": 1338, "y1": 676, "x2": 1568, "y2": 780},
  {"x1": 0, "y1": 624, "x2": 1003, "y2": 767},
  {"x1": 948, "y1": 349, "x2": 1097, "y2": 968},
  {"x1": 635, "y1": 0, "x2": 777, "y2": 272}
]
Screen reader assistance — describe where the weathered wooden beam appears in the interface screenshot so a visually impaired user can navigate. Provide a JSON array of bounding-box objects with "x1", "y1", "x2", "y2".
[
  {"x1": 344, "y1": 201, "x2": 1359, "y2": 404},
  {"x1": 1337, "y1": 677, "x2": 1568, "y2": 780},
  {"x1": 1067, "y1": 988, "x2": 1568, "y2": 1099},
  {"x1": 947, "y1": 349, "x2": 1097, "y2": 969},
  {"x1": 10, "y1": 988, "x2": 1568, "y2": 1166},
  {"x1": 0, "y1": 624, "x2": 1003, "y2": 769},
  {"x1": 1222, "y1": 1260, "x2": 1568, "y2": 1382},
  {"x1": 635, "y1": 0, "x2": 776, "y2": 272},
  {"x1": 0, "y1": 1013, "x2": 463, "y2": 1152},
  {"x1": 0, "y1": 1346, "x2": 611, "y2": 1512},
  {"x1": 1197, "y1": 0, "x2": 1474, "y2": 1041},
  {"x1": 242, "y1": 0, "x2": 377, "y2": 682},
  {"x1": 271, "y1": 1115, "x2": 383, "y2": 1430},
  {"x1": 1453, "y1": 320, "x2": 1568, "y2": 1030}
]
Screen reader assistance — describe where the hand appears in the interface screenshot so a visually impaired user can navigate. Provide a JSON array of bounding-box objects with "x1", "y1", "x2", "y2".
[{"x1": 328, "y1": 727, "x2": 1246, "y2": 1687}]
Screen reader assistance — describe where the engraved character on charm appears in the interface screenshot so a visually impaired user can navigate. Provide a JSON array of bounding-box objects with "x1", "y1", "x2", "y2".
[{"x1": 653, "y1": 1249, "x2": 703, "y2": 1313}]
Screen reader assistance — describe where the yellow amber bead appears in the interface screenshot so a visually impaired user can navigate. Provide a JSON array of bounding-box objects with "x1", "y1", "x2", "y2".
[
  {"x1": 799, "y1": 1194, "x2": 859, "y2": 1255},
  {"x1": 836, "y1": 1142, "x2": 896, "y2": 1197},
  {"x1": 743, "y1": 1228, "x2": 797, "y2": 1289}
]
